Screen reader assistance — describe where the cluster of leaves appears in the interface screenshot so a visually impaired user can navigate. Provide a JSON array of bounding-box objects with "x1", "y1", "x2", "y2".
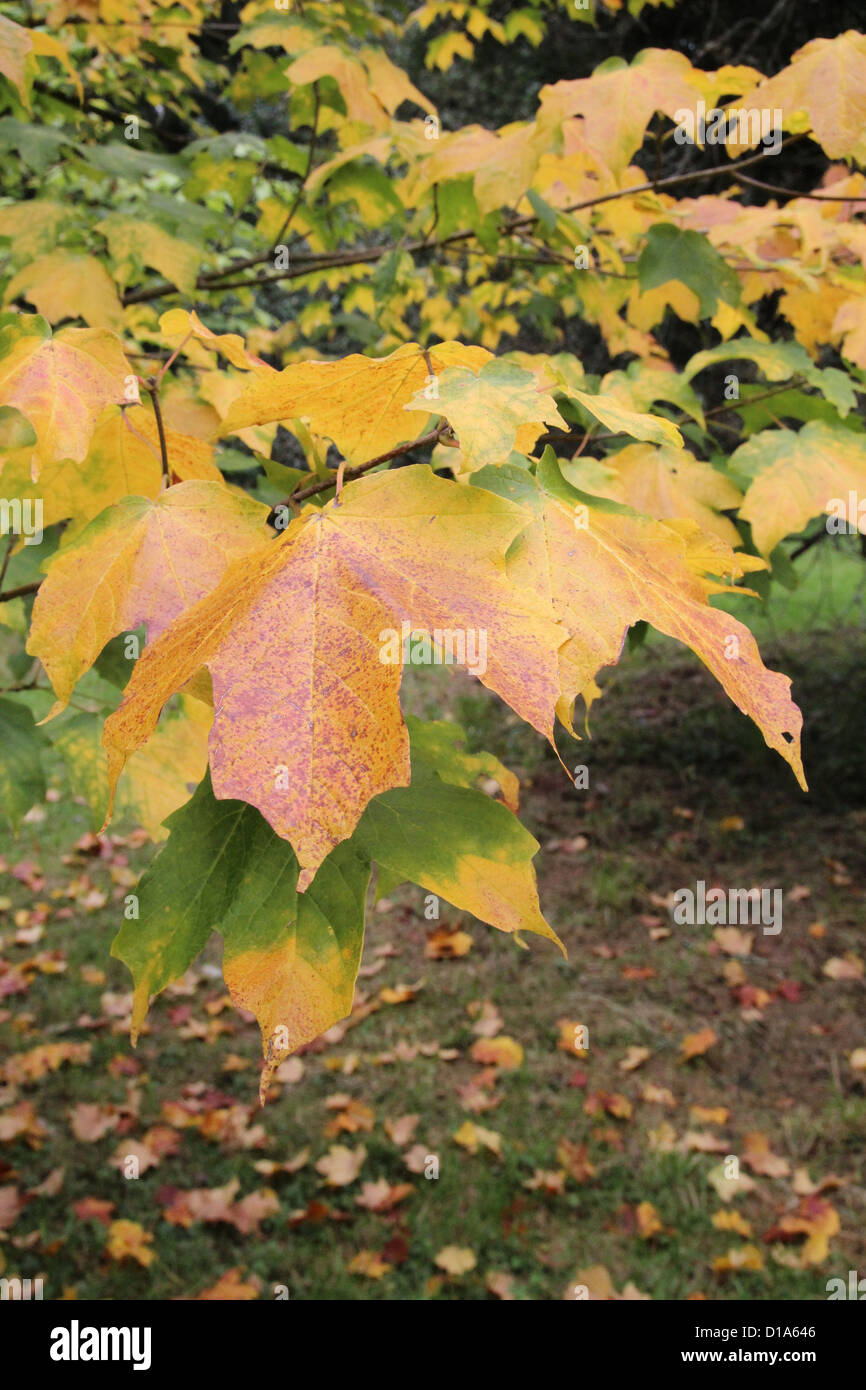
[{"x1": 0, "y1": 0, "x2": 865, "y2": 1089}]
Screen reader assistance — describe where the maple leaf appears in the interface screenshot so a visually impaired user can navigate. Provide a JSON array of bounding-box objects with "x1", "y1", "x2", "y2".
[
  {"x1": 108, "y1": 1138, "x2": 162, "y2": 1176},
  {"x1": 0, "y1": 1185, "x2": 24, "y2": 1231},
  {"x1": 111, "y1": 716, "x2": 558, "y2": 1084},
  {"x1": 742, "y1": 1131, "x2": 791, "y2": 1178},
  {"x1": 0, "y1": 1101, "x2": 47, "y2": 1144},
  {"x1": 434, "y1": 1245, "x2": 477, "y2": 1275},
  {"x1": 315, "y1": 1144, "x2": 367, "y2": 1187},
  {"x1": 406, "y1": 358, "x2": 567, "y2": 470},
  {"x1": 453, "y1": 1119, "x2": 503, "y2": 1156},
  {"x1": 619, "y1": 1046, "x2": 652, "y2": 1072},
  {"x1": 712, "y1": 1209, "x2": 753, "y2": 1237},
  {"x1": 0, "y1": 15, "x2": 33, "y2": 106},
  {"x1": 0, "y1": 15, "x2": 81, "y2": 110},
  {"x1": 2, "y1": 1041, "x2": 91, "y2": 1084},
  {"x1": 569, "y1": 442, "x2": 743, "y2": 547},
  {"x1": 822, "y1": 954, "x2": 863, "y2": 981},
  {"x1": 354, "y1": 1180, "x2": 413, "y2": 1212},
  {"x1": 111, "y1": 773, "x2": 368, "y2": 1091},
  {"x1": 219, "y1": 341, "x2": 491, "y2": 464},
  {"x1": 425, "y1": 926, "x2": 473, "y2": 958},
  {"x1": 712, "y1": 1244, "x2": 764, "y2": 1274},
  {"x1": 384, "y1": 1114, "x2": 419, "y2": 1146},
  {"x1": 73, "y1": 1197, "x2": 115, "y2": 1227},
  {"x1": 469, "y1": 1036, "x2": 524, "y2": 1070},
  {"x1": 287, "y1": 46, "x2": 389, "y2": 129},
  {"x1": 347, "y1": 1249, "x2": 392, "y2": 1278},
  {"x1": 539, "y1": 49, "x2": 757, "y2": 173},
  {"x1": 475, "y1": 453, "x2": 806, "y2": 791},
  {"x1": 54, "y1": 694, "x2": 212, "y2": 842},
  {"x1": 564, "y1": 1264, "x2": 650, "y2": 1300},
  {"x1": 195, "y1": 1268, "x2": 261, "y2": 1301},
  {"x1": 725, "y1": 31, "x2": 866, "y2": 161},
  {"x1": 0, "y1": 405, "x2": 221, "y2": 539},
  {"x1": 485, "y1": 1270, "x2": 517, "y2": 1299},
  {"x1": 596, "y1": 361, "x2": 707, "y2": 431},
  {"x1": 567, "y1": 386, "x2": 685, "y2": 450},
  {"x1": 97, "y1": 217, "x2": 201, "y2": 297},
  {"x1": 0, "y1": 200, "x2": 67, "y2": 257},
  {"x1": 105, "y1": 1219, "x2": 157, "y2": 1267},
  {"x1": 28, "y1": 480, "x2": 270, "y2": 716},
  {"x1": 354, "y1": 721, "x2": 561, "y2": 948},
  {"x1": 683, "y1": 338, "x2": 856, "y2": 417},
  {"x1": 731, "y1": 422, "x2": 866, "y2": 556},
  {"x1": 0, "y1": 314, "x2": 131, "y2": 473},
  {"x1": 637, "y1": 225, "x2": 742, "y2": 320},
  {"x1": 159, "y1": 309, "x2": 271, "y2": 373},
  {"x1": 635, "y1": 1201, "x2": 664, "y2": 1238},
  {"x1": 0, "y1": 699, "x2": 48, "y2": 830},
  {"x1": 714, "y1": 927, "x2": 753, "y2": 956},
  {"x1": 4, "y1": 253, "x2": 125, "y2": 332},
  {"x1": 679, "y1": 1027, "x2": 718, "y2": 1062},
  {"x1": 69, "y1": 1103, "x2": 119, "y2": 1143},
  {"x1": 764, "y1": 1198, "x2": 841, "y2": 1265},
  {"x1": 403, "y1": 717, "x2": 519, "y2": 810},
  {"x1": 556, "y1": 1139, "x2": 596, "y2": 1182},
  {"x1": 102, "y1": 467, "x2": 566, "y2": 886}
]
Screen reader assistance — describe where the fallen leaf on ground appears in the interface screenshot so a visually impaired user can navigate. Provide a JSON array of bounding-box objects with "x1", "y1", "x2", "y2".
[
  {"x1": 712, "y1": 1244, "x2": 764, "y2": 1273},
  {"x1": 679, "y1": 1027, "x2": 718, "y2": 1062},
  {"x1": 355, "y1": 1180, "x2": 413, "y2": 1212},
  {"x1": 453, "y1": 1120, "x2": 503, "y2": 1156},
  {"x1": 105, "y1": 1219, "x2": 156, "y2": 1267},
  {"x1": 347, "y1": 1250, "x2": 392, "y2": 1279},
  {"x1": 469, "y1": 1035, "x2": 524, "y2": 1069},
  {"x1": 619, "y1": 1046, "x2": 651, "y2": 1072},
  {"x1": 195, "y1": 1268, "x2": 262, "y2": 1300},
  {"x1": 434, "y1": 1245, "x2": 477, "y2": 1275},
  {"x1": 315, "y1": 1144, "x2": 367, "y2": 1187}
]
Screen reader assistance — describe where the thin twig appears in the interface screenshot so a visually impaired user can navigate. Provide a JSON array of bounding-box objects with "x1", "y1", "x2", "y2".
[
  {"x1": 143, "y1": 377, "x2": 170, "y2": 481},
  {"x1": 735, "y1": 172, "x2": 866, "y2": 203},
  {"x1": 790, "y1": 527, "x2": 831, "y2": 560},
  {"x1": 121, "y1": 407, "x2": 163, "y2": 465},
  {"x1": 0, "y1": 534, "x2": 14, "y2": 591},
  {"x1": 272, "y1": 83, "x2": 320, "y2": 248},
  {"x1": 0, "y1": 580, "x2": 40, "y2": 603},
  {"x1": 283, "y1": 423, "x2": 451, "y2": 509},
  {"x1": 156, "y1": 332, "x2": 192, "y2": 386}
]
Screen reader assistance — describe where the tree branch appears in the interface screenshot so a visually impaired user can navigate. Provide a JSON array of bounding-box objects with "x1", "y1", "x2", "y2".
[
  {"x1": 278, "y1": 423, "x2": 453, "y2": 510},
  {"x1": 119, "y1": 141, "x2": 809, "y2": 307},
  {"x1": 143, "y1": 377, "x2": 170, "y2": 481},
  {"x1": 734, "y1": 172, "x2": 866, "y2": 203},
  {"x1": 0, "y1": 581, "x2": 40, "y2": 603},
  {"x1": 790, "y1": 527, "x2": 831, "y2": 560}
]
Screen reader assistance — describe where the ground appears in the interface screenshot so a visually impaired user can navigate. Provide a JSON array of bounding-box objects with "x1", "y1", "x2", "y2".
[{"x1": 0, "y1": 543, "x2": 864, "y2": 1301}]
